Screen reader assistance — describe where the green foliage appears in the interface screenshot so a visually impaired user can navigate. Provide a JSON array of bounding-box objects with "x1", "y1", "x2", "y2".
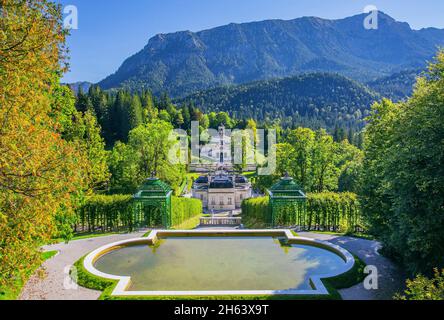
[
  {"x1": 361, "y1": 50, "x2": 444, "y2": 275},
  {"x1": 0, "y1": 0, "x2": 91, "y2": 289},
  {"x1": 76, "y1": 195, "x2": 134, "y2": 233},
  {"x1": 71, "y1": 110, "x2": 110, "y2": 191},
  {"x1": 75, "y1": 195, "x2": 202, "y2": 233},
  {"x1": 108, "y1": 120, "x2": 186, "y2": 194},
  {"x1": 397, "y1": 269, "x2": 444, "y2": 300},
  {"x1": 253, "y1": 127, "x2": 363, "y2": 194},
  {"x1": 310, "y1": 130, "x2": 338, "y2": 192},
  {"x1": 128, "y1": 95, "x2": 144, "y2": 130},
  {"x1": 178, "y1": 73, "x2": 378, "y2": 130},
  {"x1": 367, "y1": 69, "x2": 421, "y2": 102},
  {"x1": 242, "y1": 193, "x2": 361, "y2": 232},
  {"x1": 241, "y1": 197, "x2": 271, "y2": 228},
  {"x1": 73, "y1": 256, "x2": 116, "y2": 294},
  {"x1": 171, "y1": 197, "x2": 203, "y2": 228},
  {"x1": 0, "y1": 250, "x2": 58, "y2": 301}
]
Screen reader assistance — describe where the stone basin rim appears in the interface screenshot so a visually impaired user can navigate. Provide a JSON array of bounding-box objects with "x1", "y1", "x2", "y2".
[{"x1": 83, "y1": 229, "x2": 355, "y2": 297}]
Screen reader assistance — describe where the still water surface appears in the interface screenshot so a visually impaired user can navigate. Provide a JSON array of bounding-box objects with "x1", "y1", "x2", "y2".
[{"x1": 94, "y1": 237, "x2": 347, "y2": 291}]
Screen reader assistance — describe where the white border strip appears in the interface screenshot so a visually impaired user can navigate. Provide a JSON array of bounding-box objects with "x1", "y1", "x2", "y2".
[{"x1": 83, "y1": 229, "x2": 355, "y2": 297}]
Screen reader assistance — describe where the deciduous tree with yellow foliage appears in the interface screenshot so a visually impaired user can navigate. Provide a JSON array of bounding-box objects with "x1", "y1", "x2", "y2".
[{"x1": 0, "y1": 0, "x2": 90, "y2": 287}]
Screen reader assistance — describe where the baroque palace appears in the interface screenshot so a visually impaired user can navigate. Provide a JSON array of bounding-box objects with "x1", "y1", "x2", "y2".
[{"x1": 190, "y1": 124, "x2": 253, "y2": 210}]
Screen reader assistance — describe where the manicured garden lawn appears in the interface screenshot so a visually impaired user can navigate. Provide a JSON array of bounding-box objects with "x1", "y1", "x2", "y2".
[
  {"x1": 243, "y1": 171, "x2": 257, "y2": 179},
  {"x1": 0, "y1": 250, "x2": 59, "y2": 300},
  {"x1": 310, "y1": 231, "x2": 375, "y2": 241},
  {"x1": 172, "y1": 215, "x2": 201, "y2": 230},
  {"x1": 49, "y1": 231, "x2": 131, "y2": 244}
]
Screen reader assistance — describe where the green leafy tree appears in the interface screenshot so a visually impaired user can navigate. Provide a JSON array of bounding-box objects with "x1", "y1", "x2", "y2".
[
  {"x1": 397, "y1": 269, "x2": 444, "y2": 300},
  {"x1": 311, "y1": 129, "x2": 337, "y2": 192},
  {"x1": 141, "y1": 90, "x2": 157, "y2": 123},
  {"x1": 337, "y1": 140, "x2": 363, "y2": 193},
  {"x1": 286, "y1": 128, "x2": 315, "y2": 189},
  {"x1": 88, "y1": 85, "x2": 109, "y2": 127},
  {"x1": 128, "y1": 95, "x2": 144, "y2": 130},
  {"x1": 109, "y1": 120, "x2": 185, "y2": 194},
  {"x1": 158, "y1": 109, "x2": 171, "y2": 123},
  {"x1": 74, "y1": 111, "x2": 110, "y2": 191},
  {"x1": 361, "y1": 50, "x2": 444, "y2": 274},
  {"x1": 108, "y1": 141, "x2": 137, "y2": 193},
  {"x1": 75, "y1": 88, "x2": 94, "y2": 114},
  {"x1": 0, "y1": 0, "x2": 88, "y2": 287},
  {"x1": 200, "y1": 114, "x2": 210, "y2": 129},
  {"x1": 174, "y1": 111, "x2": 185, "y2": 128}
]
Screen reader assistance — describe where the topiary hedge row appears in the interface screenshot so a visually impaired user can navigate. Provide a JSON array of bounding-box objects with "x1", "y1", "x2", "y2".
[
  {"x1": 241, "y1": 197, "x2": 271, "y2": 228},
  {"x1": 76, "y1": 194, "x2": 134, "y2": 233},
  {"x1": 76, "y1": 194, "x2": 203, "y2": 233},
  {"x1": 242, "y1": 192, "x2": 362, "y2": 232},
  {"x1": 305, "y1": 192, "x2": 361, "y2": 232},
  {"x1": 171, "y1": 196, "x2": 202, "y2": 227}
]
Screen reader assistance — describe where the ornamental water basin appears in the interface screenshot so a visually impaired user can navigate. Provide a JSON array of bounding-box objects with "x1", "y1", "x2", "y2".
[{"x1": 84, "y1": 230, "x2": 355, "y2": 296}]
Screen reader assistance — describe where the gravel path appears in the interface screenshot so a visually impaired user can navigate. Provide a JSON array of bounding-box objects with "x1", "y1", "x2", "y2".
[
  {"x1": 20, "y1": 231, "x2": 405, "y2": 300},
  {"x1": 299, "y1": 232, "x2": 406, "y2": 300},
  {"x1": 19, "y1": 231, "x2": 146, "y2": 300}
]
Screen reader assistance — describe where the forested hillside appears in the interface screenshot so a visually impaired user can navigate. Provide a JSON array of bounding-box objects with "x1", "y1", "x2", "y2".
[
  {"x1": 176, "y1": 73, "x2": 380, "y2": 130},
  {"x1": 367, "y1": 69, "x2": 422, "y2": 101}
]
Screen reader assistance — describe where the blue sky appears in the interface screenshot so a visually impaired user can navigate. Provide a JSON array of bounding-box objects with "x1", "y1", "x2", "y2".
[{"x1": 57, "y1": 0, "x2": 444, "y2": 83}]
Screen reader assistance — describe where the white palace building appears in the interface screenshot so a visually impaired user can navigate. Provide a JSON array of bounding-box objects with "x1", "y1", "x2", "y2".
[
  {"x1": 192, "y1": 171, "x2": 252, "y2": 211},
  {"x1": 190, "y1": 124, "x2": 253, "y2": 210}
]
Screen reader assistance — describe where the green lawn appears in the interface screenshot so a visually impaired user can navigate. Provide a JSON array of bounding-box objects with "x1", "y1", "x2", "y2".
[
  {"x1": 0, "y1": 250, "x2": 59, "y2": 300},
  {"x1": 49, "y1": 231, "x2": 128, "y2": 244},
  {"x1": 242, "y1": 171, "x2": 257, "y2": 179},
  {"x1": 172, "y1": 215, "x2": 201, "y2": 230},
  {"x1": 310, "y1": 230, "x2": 375, "y2": 240}
]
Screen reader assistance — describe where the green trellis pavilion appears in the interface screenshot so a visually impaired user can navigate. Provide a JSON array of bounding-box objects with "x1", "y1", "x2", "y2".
[
  {"x1": 133, "y1": 177, "x2": 173, "y2": 228},
  {"x1": 267, "y1": 174, "x2": 307, "y2": 227}
]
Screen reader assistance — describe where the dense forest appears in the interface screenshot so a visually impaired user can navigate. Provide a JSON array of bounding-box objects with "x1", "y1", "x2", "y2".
[
  {"x1": 75, "y1": 86, "x2": 251, "y2": 147},
  {"x1": 175, "y1": 73, "x2": 379, "y2": 130},
  {"x1": 366, "y1": 69, "x2": 422, "y2": 101},
  {"x1": 74, "y1": 70, "x2": 423, "y2": 134}
]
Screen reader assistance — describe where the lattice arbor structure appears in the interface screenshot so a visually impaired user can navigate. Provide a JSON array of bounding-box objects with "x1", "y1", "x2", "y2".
[
  {"x1": 133, "y1": 178, "x2": 173, "y2": 229},
  {"x1": 267, "y1": 175, "x2": 307, "y2": 227}
]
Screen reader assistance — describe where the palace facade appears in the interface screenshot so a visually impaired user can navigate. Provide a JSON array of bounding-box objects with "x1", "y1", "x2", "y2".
[{"x1": 191, "y1": 171, "x2": 252, "y2": 211}]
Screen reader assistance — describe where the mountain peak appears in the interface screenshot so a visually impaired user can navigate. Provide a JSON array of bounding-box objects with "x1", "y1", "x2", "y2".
[{"x1": 98, "y1": 13, "x2": 444, "y2": 96}]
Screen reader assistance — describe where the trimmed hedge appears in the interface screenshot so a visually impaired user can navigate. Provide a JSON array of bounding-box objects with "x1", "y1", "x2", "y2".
[
  {"x1": 305, "y1": 192, "x2": 361, "y2": 232},
  {"x1": 242, "y1": 192, "x2": 362, "y2": 232},
  {"x1": 171, "y1": 196, "x2": 202, "y2": 227},
  {"x1": 241, "y1": 197, "x2": 271, "y2": 228},
  {"x1": 76, "y1": 195, "x2": 134, "y2": 233},
  {"x1": 76, "y1": 194, "x2": 202, "y2": 233}
]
